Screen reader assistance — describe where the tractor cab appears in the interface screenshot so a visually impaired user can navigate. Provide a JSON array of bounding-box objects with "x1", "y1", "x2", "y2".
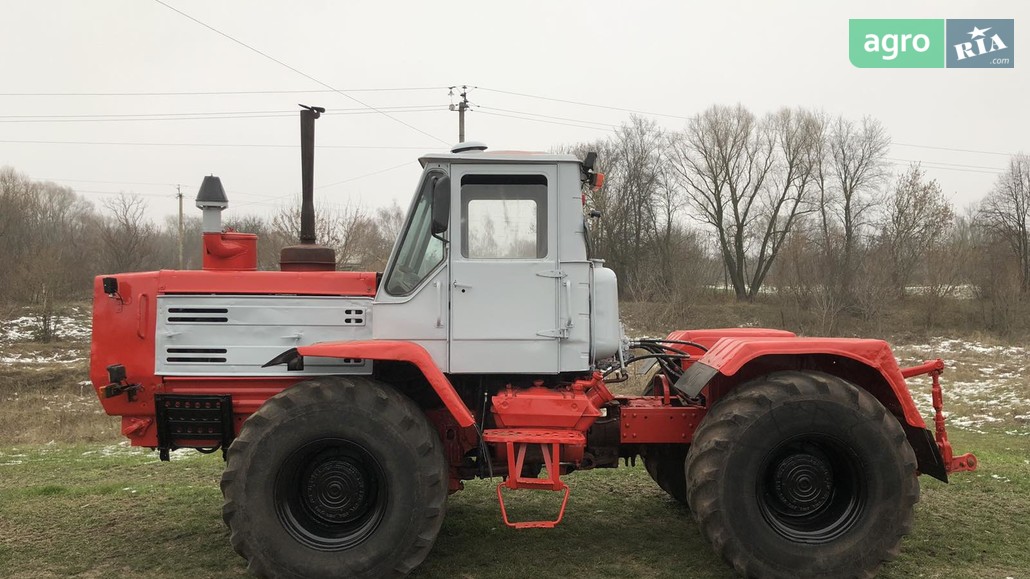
[{"x1": 371, "y1": 143, "x2": 621, "y2": 375}]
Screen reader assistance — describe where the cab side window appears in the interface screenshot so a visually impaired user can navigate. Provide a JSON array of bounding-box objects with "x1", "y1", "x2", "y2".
[{"x1": 460, "y1": 174, "x2": 547, "y2": 259}]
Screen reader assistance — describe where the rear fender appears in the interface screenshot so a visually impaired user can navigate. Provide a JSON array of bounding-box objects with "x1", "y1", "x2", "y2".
[
  {"x1": 674, "y1": 337, "x2": 948, "y2": 482},
  {"x1": 265, "y1": 340, "x2": 475, "y2": 428}
]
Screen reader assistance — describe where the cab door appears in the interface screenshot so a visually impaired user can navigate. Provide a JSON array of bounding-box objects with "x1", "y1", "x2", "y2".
[{"x1": 448, "y1": 164, "x2": 561, "y2": 374}]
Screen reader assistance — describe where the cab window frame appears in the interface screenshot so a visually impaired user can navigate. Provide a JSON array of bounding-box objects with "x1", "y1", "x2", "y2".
[{"x1": 382, "y1": 169, "x2": 449, "y2": 296}]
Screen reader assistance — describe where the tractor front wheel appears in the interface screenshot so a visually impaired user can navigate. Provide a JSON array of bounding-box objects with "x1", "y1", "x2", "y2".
[
  {"x1": 221, "y1": 376, "x2": 447, "y2": 579},
  {"x1": 685, "y1": 371, "x2": 918, "y2": 579}
]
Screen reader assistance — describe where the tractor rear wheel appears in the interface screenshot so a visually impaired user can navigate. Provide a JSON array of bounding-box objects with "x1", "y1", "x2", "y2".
[
  {"x1": 685, "y1": 371, "x2": 918, "y2": 579},
  {"x1": 641, "y1": 445, "x2": 689, "y2": 504},
  {"x1": 221, "y1": 376, "x2": 447, "y2": 579},
  {"x1": 640, "y1": 382, "x2": 689, "y2": 504}
]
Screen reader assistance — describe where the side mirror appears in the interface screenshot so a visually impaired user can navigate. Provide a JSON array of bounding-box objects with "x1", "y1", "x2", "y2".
[{"x1": 431, "y1": 176, "x2": 450, "y2": 235}]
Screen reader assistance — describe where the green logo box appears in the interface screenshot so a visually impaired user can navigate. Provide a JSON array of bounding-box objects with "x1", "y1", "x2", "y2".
[{"x1": 850, "y1": 19, "x2": 945, "y2": 68}]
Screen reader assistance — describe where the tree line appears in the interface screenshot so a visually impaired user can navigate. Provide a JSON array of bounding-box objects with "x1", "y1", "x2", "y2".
[
  {"x1": 1, "y1": 104, "x2": 1028, "y2": 338},
  {"x1": 569, "y1": 107, "x2": 1029, "y2": 334}
]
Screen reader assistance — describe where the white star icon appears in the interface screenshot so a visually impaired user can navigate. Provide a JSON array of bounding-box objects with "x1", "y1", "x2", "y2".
[{"x1": 968, "y1": 26, "x2": 992, "y2": 38}]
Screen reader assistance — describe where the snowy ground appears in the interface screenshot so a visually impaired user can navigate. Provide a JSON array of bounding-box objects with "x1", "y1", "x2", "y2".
[
  {"x1": 0, "y1": 307, "x2": 1026, "y2": 440},
  {"x1": 0, "y1": 306, "x2": 91, "y2": 343},
  {"x1": 0, "y1": 440, "x2": 200, "y2": 467},
  {"x1": 893, "y1": 339, "x2": 1030, "y2": 436},
  {"x1": 623, "y1": 334, "x2": 1030, "y2": 437}
]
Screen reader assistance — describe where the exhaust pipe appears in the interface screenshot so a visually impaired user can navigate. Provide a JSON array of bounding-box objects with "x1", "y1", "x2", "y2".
[{"x1": 280, "y1": 104, "x2": 336, "y2": 272}]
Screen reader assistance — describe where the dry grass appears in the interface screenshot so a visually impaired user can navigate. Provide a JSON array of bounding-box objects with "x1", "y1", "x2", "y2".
[{"x1": 0, "y1": 314, "x2": 120, "y2": 445}]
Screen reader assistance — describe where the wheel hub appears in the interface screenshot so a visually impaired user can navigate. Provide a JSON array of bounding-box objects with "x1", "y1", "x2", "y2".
[
  {"x1": 275, "y1": 438, "x2": 387, "y2": 551},
  {"x1": 757, "y1": 436, "x2": 866, "y2": 544},
  {"x1": 772, "y1": 453, "x2": 833, "y2": 515},
  {"x1": 303, "y1": 457, "x2": 372, "y2": 525}
]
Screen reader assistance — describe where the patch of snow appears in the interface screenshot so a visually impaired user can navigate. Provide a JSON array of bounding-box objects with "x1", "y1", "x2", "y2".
[
  {"x1": 1, "y1": 313, "x2": 91, "y2": 342},
  {"x1": 0, "y1": 350, "x2": 84, "y2": 364}
]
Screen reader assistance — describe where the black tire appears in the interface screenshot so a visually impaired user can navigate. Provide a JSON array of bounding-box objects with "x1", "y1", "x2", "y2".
[
  {"x1": 641, "y1": 445, "x2": 689, "y2": 504},
  {"x1": 640, "y1": 382, "x2": 689, "y2": 504},
  {"x1": 685, "y1": 371, "x2": 919, "y2": 579},
  {"x1": 221, "y1": 376, "x2": 448, "y2": 579}
]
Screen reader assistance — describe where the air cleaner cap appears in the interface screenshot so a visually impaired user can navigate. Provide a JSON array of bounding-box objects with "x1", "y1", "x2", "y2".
[{"x1": 196, "y1": 175, "x2": 228, "y2": 209}]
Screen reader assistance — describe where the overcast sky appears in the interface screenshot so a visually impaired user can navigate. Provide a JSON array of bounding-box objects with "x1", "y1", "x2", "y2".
[{"x1": 1, "y1": 0, "x2": 1026, "y2": 225}]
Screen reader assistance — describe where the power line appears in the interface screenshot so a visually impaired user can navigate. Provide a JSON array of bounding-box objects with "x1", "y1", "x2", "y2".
[
  {"x1": 0, "y1": 86, "x2": 447, "y2": 97},
  {"x1": 75, "y1": 188, "x2": 175, "y2": 199},
  {"x1": 884, "y1": 161, "x2": 1001, "y2": 175},
  {"x1": 483, "y1": 86, "x2": 1020, "y2": 161},
  {"x1": 477, "y1": 105, "x2": 619, "y2": 129},
  {"x1": 35, "y1": 177, "x2": 180, "y2": 187},
  {"x1": 315, "y1": 161, "x2": 414, "y2": 190},
  {"x1": 0, "y1": 105, "x2": 444, "y2": 121},
  {"x1": 892, "y1": 142, "x2": 1014, "y2": 157},
  {"x1": 477, "y1": 110, "x2": 614, "y2": 132},
  {"x1": 478, "y1": 86, "x2": 691, "y2": 120},
  {"x1": 886, "y1": 158, "x2": 1004, "y2": 172},
  {"x1": 233, "y1": 160, "x2": 417, "y2": 209},
  {"x1": 152, "y1": 0, "x2": 449, "y2": 145},
  {"x1": 0, "y1": 107, "x2": 448, "y2": 124},
  {"x1": 0, "y1": 139, "x2": 434, "y2": 150}
]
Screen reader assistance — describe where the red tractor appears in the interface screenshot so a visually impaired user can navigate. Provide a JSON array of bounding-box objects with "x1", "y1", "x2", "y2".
[{"x1": 90, "y1": 107, "x2": 976, "y2": 578}]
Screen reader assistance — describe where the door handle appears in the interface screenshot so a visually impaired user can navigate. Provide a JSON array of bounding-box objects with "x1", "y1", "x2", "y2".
[
  {"x1": 452, "y1": 280, "x2": 472, "y2": 289},
  {"x1": 434, "y1": 281, "x2": 444, "y2": 328},
  {"x1": 564, "y1": 280, "x2": 574, "y2": 329}
]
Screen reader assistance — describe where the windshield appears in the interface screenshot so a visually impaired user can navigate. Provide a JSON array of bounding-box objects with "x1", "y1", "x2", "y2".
[{"x1": 383, "y1": 171, "x2": 447, "y2": 295}]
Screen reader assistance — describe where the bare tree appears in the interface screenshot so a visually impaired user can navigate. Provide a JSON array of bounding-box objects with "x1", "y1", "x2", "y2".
[
  {"x1": 878, "y1": 164, "x2": 955, "y2": 296},
  {"x1": 815, "y1": 115, "x2": 891, "y2": 302},
  {"x1": 560, "y1": 119, "x2": 680, "y2": 300},
  {"x1": 99, "y1": 194, "x2": 156, "y2": 273},
  {"x1": 669, "y1": 105, "x2": 817, "y2": 300},
  {"x1": 606, "y1": 116, "x2": 668, "y2": 297},
  {"x1": 269, "y1": 199, "x2": 400, "y2": 271},
  {"x1": 977, "y1": 153, "x2": 1030, "y2": 293}
]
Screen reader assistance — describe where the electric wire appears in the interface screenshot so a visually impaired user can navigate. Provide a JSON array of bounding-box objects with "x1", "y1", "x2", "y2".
[
  {"x1": 0, "y1": 106, "x2": 448, "y2": 124},
  {"x1": 886, "y1": 158, "x2": 1004, "y2": 172},
  {"x1": 893, "y1": 142, "x2": 1014, "y2": 157},
  {"x1": 475, "y1": 105, "x2": 619, "y2": 129},
  {"x1": 152, "y1": 0, "x2": 449, "y2": 145},
  {"x1": 0, "y1": 139, "x2": 434, "y2": 150},
  {"x1": 0, "y1": 86, "x2": 447, "y2": 97},
  {"x1": 477, "y1": 110, "x2": 614, "y2": 132},
  {"x1": 478, "y1": 87, "x2": 692, "y2": 120}
]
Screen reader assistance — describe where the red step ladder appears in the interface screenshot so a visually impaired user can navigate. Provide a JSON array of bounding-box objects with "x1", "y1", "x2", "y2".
[{"x1": 481, "y1": 428, "x2": 586, "y2": 529}]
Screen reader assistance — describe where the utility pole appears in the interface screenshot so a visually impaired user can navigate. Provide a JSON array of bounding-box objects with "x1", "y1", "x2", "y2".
[
  {"x1": 449, "y1": 85, "x2": 470, "y2": 143},
  {"x1": 176, "y1": 184, "x2": 184, "y2": 269}
]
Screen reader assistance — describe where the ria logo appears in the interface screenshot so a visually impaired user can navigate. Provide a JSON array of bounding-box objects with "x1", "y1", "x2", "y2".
[
  {"x1": 850, "y1": 18, "x2": 1014, "y2": 68},
  {"x1": 954, "y1": 26, "x2": 1007, "y2": 60},
  {"x1": 947, "y1": 19, "x2": 1014, "y2": 68}
]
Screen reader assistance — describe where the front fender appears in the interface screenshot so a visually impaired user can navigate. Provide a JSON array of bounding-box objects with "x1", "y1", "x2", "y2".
[{"x1": 264, "y1": 340, "x2": 475, "y2": 428}]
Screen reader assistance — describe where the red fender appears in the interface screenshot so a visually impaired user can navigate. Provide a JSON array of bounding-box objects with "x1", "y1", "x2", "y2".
[
  {"x1": 287, "y1": 340, "x2": 476, "y2": 428},
  {"x1": 679, "y1": 337, "x2": 927, "y2": 429}
]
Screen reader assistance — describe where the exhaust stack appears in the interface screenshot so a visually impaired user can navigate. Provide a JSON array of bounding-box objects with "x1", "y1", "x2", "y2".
[{"x1": 280, "y1": 104, "x2": 336, "y2": 272}]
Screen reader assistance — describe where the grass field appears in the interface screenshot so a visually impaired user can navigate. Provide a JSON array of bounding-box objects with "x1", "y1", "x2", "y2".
[
  {"x1": 0, "y1": 430, "x2": 1027, "y2": 578},
  {"x1": 1, "y1": 305, "x2": 1028, "y2": 577}
]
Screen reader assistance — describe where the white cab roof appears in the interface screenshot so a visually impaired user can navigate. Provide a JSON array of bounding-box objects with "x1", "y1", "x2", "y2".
[{"x1": 419, "y1": 149, "x2": 582, "y2": 167}]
